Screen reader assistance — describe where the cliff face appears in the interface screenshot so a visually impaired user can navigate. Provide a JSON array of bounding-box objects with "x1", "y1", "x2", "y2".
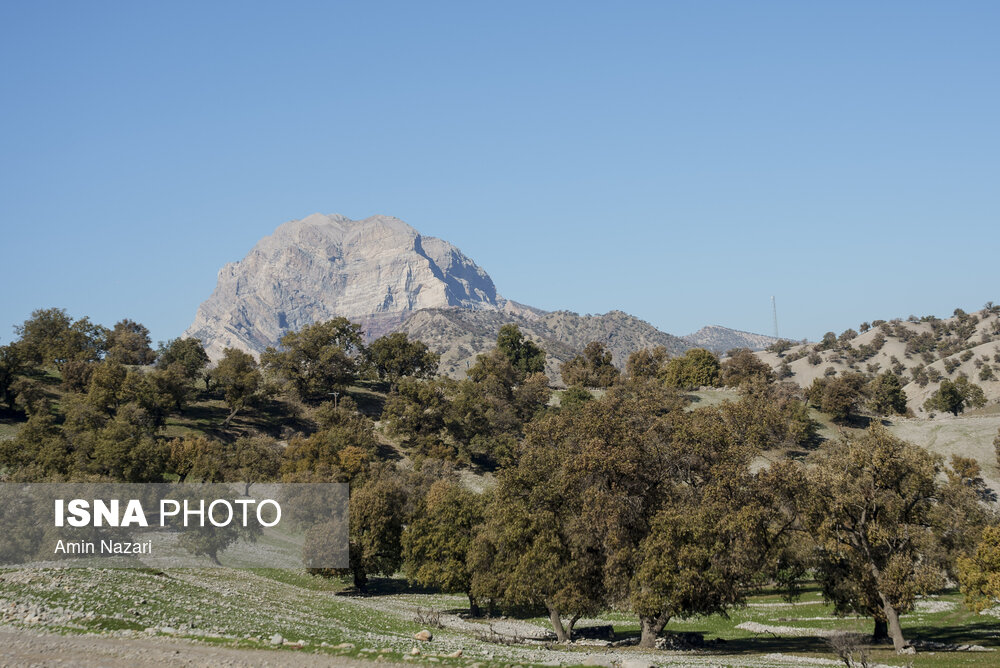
[{"x1": 185, "y1": 213, "x2": 505, "y2": 360}]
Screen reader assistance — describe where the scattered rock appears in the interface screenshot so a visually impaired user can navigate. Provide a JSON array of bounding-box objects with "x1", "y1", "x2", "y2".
[
  {"x1": 446, "y1": 649, "x2": 463, "y2": 658},
  {"x1": 414, "y1": 629, "x2": 434, "y2": 642},
  {"x1": 654, "y1": 631, "x2": 706, "y2": 650},
  {"x1": 335, "y1": 642, "x2": 355, "y2": 650},
  {"x1": 621, "y1": 661, "x2": 656, "y2": 668},
  {"x1": 582, "y1": 656, "x2": 615, "y2": 667},
  {"x1": 910, "y1": 639, "x2": 994, "y2": 652},
  {"x1": 410, "y1": 646, "x2": 421, "y2": 656},
  {"x1": 269, "y1": 633, "x2": 284, "y2": 646}
]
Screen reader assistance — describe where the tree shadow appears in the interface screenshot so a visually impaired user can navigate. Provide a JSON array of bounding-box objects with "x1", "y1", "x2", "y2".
[
  {"x1": 0, "y1": 405, "x2": 24, "y2": 423},
  {"x1": 375, "y1": 441, "x2": 403, "y2": 462},
  {"x1": 835, "y1": 414, "x2": 874, "y2": 429},
  {"x1": 904, "y1": 618, "x2": 1000, "y2": 648},
  {"x1": 346, "y1": 384, "x2": 387, "y2": 417},
  {"x1": 708, "y1": 635, "x2": 833, "y2": 656},
  {"x1": 610, "y1": 629, "x2": 834, "y2": 656},
  {"x1": 27, "y1": 368, "x2": 62, "y2": 386},
  {"x1": 338, "y1": 577, "x2": 439, "y2": 597},
  {"x1": 469, "y1": 451, "x2": 500, "y2": 473}
]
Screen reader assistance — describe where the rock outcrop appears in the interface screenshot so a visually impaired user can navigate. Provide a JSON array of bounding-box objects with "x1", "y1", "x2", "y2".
[{"x1": 185, "y1": 214, "x2": 512, "y2": 360}]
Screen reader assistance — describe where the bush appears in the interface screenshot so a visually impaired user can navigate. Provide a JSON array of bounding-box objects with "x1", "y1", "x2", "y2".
[
  {"x1": 807, "y1": 373, "x2": 867, "y2": 421},
  {"x1": 661, "y1": 348, "x2": 720, "y2": 390},
  {"x1": 766, "y1": 339, "x2": 793, "y2": 355},
  {"x1": 720, "y1": 349, "x2": 773, "y2": 387},
  {"x1": 924, "y1": 378, "x2": 987, "y2": 416},
  {"x1": 868, "y1": 372, "x2": 908, "y2": 416},
  {"x1": 560, "y1": 341, "x2": 619, "y2": 388}
]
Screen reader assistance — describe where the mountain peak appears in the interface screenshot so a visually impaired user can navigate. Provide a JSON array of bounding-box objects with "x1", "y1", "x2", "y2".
[{"x1": 185, "y1": 214, "x2": 502, "y2": 360}]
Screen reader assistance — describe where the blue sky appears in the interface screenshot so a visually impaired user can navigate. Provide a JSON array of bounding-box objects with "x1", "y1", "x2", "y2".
[{"x1": 2, "y1": 1, "x2": 998, "y2": 346}]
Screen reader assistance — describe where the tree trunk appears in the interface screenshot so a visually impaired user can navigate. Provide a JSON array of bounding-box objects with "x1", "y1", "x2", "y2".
[
  {"x1": 222, "y1": 405, "x2": 240, "y2": 427},
  {"x1": 638, "y1": 612, "x2": 670, "y2": 648},
  {"x1": 872, "y1": 618, "x2": 890, "y2": 644},
  {"x1": 880, "y1": 597, "x2": 906, "y2": 652},
  {"x1": 568, "y1": 614, "x2": 581, "y2": 635},
  {"x1": 546, "y1": 603, "x2": 570, "y2": 643},
  {"x1": 467, "y1": 593, "x2": 481, "y2": 618},
  {"x1": 353, "y1": 566, "x2": 368, "y2": 594}
]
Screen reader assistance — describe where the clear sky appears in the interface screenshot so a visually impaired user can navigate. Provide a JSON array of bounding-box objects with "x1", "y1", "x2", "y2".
[{"x1": 2, "y1": 1, "x2": 998, "y2": 346}]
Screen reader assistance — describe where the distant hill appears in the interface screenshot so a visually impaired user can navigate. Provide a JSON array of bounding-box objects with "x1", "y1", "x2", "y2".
[
  {"x1": 398, "y1": 308, "x2": 690, "y2": 381},
  {"x1": 185, "y1": 213, "x2": 776, "y2": 381},
  {"x1": 683, "y1": 325, "x2": 782, "y2": 354},
  {"x1": 756, "y1": 307, "x2": 1000, "y2": 414}
]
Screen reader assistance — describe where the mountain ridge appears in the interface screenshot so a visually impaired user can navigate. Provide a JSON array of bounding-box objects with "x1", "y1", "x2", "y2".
[{"x1": 185, "y1": 213, "x2": 779, "y2": 377}]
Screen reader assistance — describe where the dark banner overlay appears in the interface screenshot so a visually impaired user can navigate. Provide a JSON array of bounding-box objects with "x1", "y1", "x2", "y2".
[{"x1": 0, "y1": 483, "x2": 348, "y2": 569}]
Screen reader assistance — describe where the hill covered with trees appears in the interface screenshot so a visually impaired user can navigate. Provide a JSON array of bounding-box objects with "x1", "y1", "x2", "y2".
[
  {"x1": 3, "y1": 303, "x2": 1000, "y2": 656},
  {"x1": 757, "y1": 304, "x2": 1000, "y2": 415}
]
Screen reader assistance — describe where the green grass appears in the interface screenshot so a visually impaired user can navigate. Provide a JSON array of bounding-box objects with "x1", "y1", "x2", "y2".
[
  {"x1": 0, "y1": 419, "x2": 22, "y2": 441},
  {"x1": 686, "y1": 388, "x2": 740, "y2": 408},
  {"x1": 1, "y1": 569, "x2": 996, "y2": 666}
]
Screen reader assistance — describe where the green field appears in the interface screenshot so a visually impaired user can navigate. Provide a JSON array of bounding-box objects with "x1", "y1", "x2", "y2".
[{"x1": 1, "y1": 568, "x2": 996, "y2": 667}]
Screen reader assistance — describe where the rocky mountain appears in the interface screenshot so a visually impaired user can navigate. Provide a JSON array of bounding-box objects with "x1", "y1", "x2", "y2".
[
  {"x1": 185, "y1": 214, "x2": 524, "y2": 360},
  {"x1": 186, "y1": 213, "x2": 776, "y2": 379},
  {"x1": 683, "y1": 326, "x2": 782, "y2": 354}
]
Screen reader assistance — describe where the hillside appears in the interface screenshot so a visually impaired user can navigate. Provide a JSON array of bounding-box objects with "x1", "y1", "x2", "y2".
[
  {"x1": 398, "y1": 307, "x2": 691, "y2": 380},
  {"x1": 757, "y1": 306, "x2": 1000, "y2": 414},
  {"x1": 683, "y1": 325, "x2": 781, "y2": 354}
]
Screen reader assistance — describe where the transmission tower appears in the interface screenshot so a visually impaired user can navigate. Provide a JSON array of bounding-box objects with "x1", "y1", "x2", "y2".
[{"x1": 771, "y1": 296, "x2": 780, "y2": 339}]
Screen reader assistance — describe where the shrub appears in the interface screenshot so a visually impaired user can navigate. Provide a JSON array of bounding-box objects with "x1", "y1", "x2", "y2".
[
  {"x1": 766, "y1": 339, "x2": 793, "y2": 355},
  {"x1": 661, "y1": 348, "x2": 720, "y2": 389},
  {"x1": 720, "y1": 349, "x2": 774, "y2": 386}
]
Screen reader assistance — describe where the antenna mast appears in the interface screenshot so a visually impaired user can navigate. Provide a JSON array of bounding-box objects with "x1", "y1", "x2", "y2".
[{"x1": 771, "y1": 296, "x2": 780, "y2": 339}]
